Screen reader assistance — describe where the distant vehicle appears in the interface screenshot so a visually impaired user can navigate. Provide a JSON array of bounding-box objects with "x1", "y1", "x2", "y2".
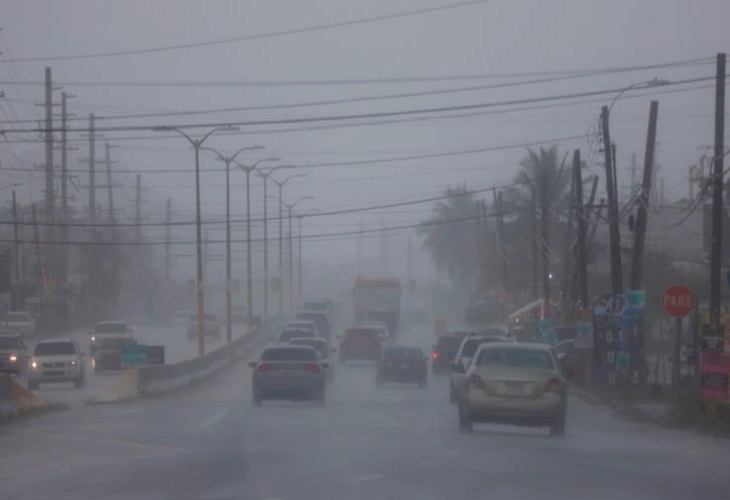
[
  {"x1": 338, "y1": 326, "x2": 382, "y2": 363},
  {"x1": 90, "y1": 320, "x2": 135, "y2": 355},
  {"x1": 289, "y1": 337, "x2": 335, "y2": 382},
  {"x1": 93, "y1": 335, "x2": 139, "y2": 373},
  {"x1": 432, "y1": 333, "x2": 468, "y2": 375},
  {"x1": 455, "y1": 342, "x2": 568, "y2": 436},
  {"x1": 249, "y1": 345, "x2": 328, "y2": 405},
  {"x1": 171, "y1": 310, "x2": 195, "y2": 325},
  {"x1": 284, "y1": 320, "x2": 319, "y2": 337},
  {"x1": 359, "y1": 320, "x2": 390, "y2": 344},
  {"x1": 278, "y1": 328, "x2": 316, "y2": 343},
  {"x1": 27, "y1": 339, "x2": 85, "y2": 390},
  {"x1": 449, "y1": 334, "x2": 515, "y2": 404},
  {"x1": 186, "y1": 313, "x2": 222, "y2": 338},
  {"x1": 295, "y1": 311, "x2": 330, "y2": 338},
  {"x1": 354, "y1": 277, "x2": 401, "y2": 336},
  {"x1": 376, "y1": 346, "x2": 428, "y2": 388},
  {"x1": 2, "y1": 311, "x2": 36, "y2": 337},
  {"x1": 0, "y1": 333, "x2": 27, "y2": 375},
  {"x1": 302, "y1": 300, "x2": 336, "y2": 323}
]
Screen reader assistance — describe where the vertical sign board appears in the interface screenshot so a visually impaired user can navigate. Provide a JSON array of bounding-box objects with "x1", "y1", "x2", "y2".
[
  {"x1": 700, "y1": 323, "x2": 729, "y2": 400},
  {"x1": 121, "y1": 344, "x2": 148, "y2": 367},
  {"x1": 593, "y1": 293, "x2": 645, "y2": 386}
]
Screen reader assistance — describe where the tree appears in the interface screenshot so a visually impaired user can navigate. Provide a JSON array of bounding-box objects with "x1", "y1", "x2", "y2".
[{"x1": 418, "y1": 185, "x2": 482, "y2": 288}]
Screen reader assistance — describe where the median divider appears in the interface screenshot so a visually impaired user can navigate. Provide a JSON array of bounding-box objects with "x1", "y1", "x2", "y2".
[{"x1": 88, "y1": 314, "x2": 286, "y2": 404}]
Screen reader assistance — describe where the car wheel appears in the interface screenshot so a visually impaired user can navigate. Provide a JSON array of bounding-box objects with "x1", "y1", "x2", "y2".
[
  {"x1": 458, "y1": 409, "x2": 473, "y2": 433},
  {"x1": 28, "y1": 380, "x2": 39, "y2": 390},
  {"x1": 549, "y1": 411, "x2": 566, "y2": 437}
]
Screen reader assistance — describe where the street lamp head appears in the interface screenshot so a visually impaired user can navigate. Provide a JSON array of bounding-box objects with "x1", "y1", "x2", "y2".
[{"x1": 648, "y1": 78, "x2": 671, "y2": 87}]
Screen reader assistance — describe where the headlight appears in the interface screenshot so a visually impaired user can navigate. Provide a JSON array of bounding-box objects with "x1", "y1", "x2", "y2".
[
  {"x1": 31, "y1": 360, "x2": 37, "y2": 369},
  {"x1": 9, "y1": 355, "x2": 17, "y2": 362},
  {"x1": 66, "y1": 360, "x2": 77, "y2": 367},
  {"x1": 91, "y1": 336, "x2": 96, "y2": 342}
]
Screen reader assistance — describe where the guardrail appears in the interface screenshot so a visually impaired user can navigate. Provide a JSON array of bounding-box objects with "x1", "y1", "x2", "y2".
[{"x1": 88, "y1": 314, "x2": 287, "y2": 403}]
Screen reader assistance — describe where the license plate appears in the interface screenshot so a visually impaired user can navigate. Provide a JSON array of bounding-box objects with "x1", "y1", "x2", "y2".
[{"x1": 505, "y1": 382, "x2": 523, "y2": 392}]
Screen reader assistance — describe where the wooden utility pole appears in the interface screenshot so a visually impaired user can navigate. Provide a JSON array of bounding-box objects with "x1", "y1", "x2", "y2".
[
  {"x1": 529, "y1": 184, "x2": 539, "y2": 300},
  {"x1": 629, "y1": 101, "x2": 659, "y2": 291},
  {"x1": 710, "y1": 53, "x2": 726, "y2": 327},
  {"x1": 493, "y1": 188, "x2": 509, "y2": 292},
  {"x1": 104, "y1": 143, "x2": 116, "y2": 231},
  {"x1": 601, "y1": 106, "x2": 623, "y2": 294},
  {"x1": 561, "y1": 164, "x2": 576, "y2": 312},
  {"x1": 32, "y1": 204, "x2": 43, "y2": 300},
  {"x1": 87, "y1": 114, "x2": 96, "y2": 221},
  {"x1": 12, "y1": 190, "x2": 22, "y2": 310},
  {"x1": 165, "y1": 198, "x2": 172, "y2": 281},
  {"x1": 43, "y1": 68, "x2": 54, "y2": 232},
  {"x1": 573, "y1": 151, "x2": 589, "y2": 310},
  {"x1": 539, "y1": 178, "x2": 551, "y2": 308},
  {"x1": 135, "y1": 174, "x2": 142, "y2": 241}
]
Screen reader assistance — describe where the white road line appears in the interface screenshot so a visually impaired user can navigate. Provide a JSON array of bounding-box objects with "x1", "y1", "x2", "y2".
[
  {"x1": 347, "y1": 474, "x2": 384, "y2": 483},
  {"x1": 200, "y1": 408, "x2": 231, "y2": 429}
]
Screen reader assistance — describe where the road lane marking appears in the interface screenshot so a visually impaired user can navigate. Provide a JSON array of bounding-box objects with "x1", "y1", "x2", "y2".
[
  {"x1": 347, "y1": 474, "x2": 384, "y2": 483},
  {"x1": 201, "y1": 408, "x2": 231, "y2": 429}
]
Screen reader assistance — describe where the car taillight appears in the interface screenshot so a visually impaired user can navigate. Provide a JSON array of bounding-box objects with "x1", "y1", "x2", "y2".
[
  {"x1": 305, "y1": 363, "x2": 321, "y2": 374},
  {"x1": 256, "y1": 363, "x2": 271, "y2": 373},
  {"x1": 467, "y1": 374, "x2": 486, "y2": 389},
  {"x1": 546, "y1": 378, "x2": 563, "y2": 392},
  {"x1": 432, "y1": 351, "x2": 439, "y2": 360}
]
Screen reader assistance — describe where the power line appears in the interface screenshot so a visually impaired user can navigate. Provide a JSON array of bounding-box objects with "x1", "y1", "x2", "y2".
[{"x1": 6, "y1": 0, "x2": 489, "y2": 63}]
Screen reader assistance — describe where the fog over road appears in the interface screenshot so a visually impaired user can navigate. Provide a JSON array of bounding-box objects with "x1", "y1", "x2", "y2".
[{"x1": 2, "y1": 324, "x2": 729, "y2": 499}]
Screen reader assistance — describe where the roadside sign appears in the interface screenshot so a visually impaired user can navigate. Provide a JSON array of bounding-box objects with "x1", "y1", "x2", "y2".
[
  {"x1": 661, "y1": 285, "x2": 695, "y2": 318},
  {"x1": 702, "y1": 323, "x2": 725, "y2": 353},
  {"x1": 121, "y1": 344, "x2": 148, "y2": 367},
  {"x1": 700, "y1": 352, "x2": 730, "y2": 400},
  {"x1": 574, "y1": 323, "x2": 594, "y2": 349}
]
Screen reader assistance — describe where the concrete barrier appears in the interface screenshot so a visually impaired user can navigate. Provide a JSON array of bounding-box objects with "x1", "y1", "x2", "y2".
[
  {"x1": 1, "y1": 373, "x2": 49, "y2": 418},
  {"x1": 88, "y1": 315, "x2": 286, "y2": 403}
]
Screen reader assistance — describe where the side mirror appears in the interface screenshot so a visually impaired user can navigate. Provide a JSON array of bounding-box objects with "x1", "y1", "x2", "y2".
[
  {"x1": 321, "y1": 362, "x2": 330, "y2": 369},
  {"x1": 450, "y1": 363, "x2": 465, "y2": 374},
  {"x1": 248, "y1": 361, "x2": 258, "y2": 368}
]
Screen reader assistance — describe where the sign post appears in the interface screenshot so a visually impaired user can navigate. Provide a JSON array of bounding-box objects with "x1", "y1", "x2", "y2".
[{"x1": 662, "y1": 285, "x2": 695, "y2": 390}]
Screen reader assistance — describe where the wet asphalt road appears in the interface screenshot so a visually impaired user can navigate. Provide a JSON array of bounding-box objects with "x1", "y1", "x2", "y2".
[{"x1": 3, "y1": 326, "x2": 730, "y2": 500}]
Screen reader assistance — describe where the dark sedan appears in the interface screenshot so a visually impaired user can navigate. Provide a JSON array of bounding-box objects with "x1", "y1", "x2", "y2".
[{"x1": 376, "y1": 346, "x2": 428, "y2": 387}]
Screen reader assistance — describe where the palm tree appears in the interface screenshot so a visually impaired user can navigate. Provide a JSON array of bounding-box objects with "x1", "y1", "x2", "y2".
[{"x1": 418, "y1": 185, "x2": 482, "y2": 287}]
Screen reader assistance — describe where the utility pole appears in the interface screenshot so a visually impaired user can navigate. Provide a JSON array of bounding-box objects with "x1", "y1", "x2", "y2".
[
  {"x1": 104, "y1": 143, "x2": 116, "y2": 232},
  {"x1": 165, "y1": 198, "x2": 172, "y2": 281},
  {"x1": 59, "y1": 91, "x2": 69, "y2": 287},
  {"x1": 87, "y1": 114, "x2": 96, "y2": 221},
  {"x1": 561, "y1": 162, "x2": 577, "y2": 316},
  {"x1": 43, "y1": 67, "x2": 55, "y2": 296},
  {"x1": 493, "y1": 189, "x2": 509, "y2": 293},
  {"x1": 710, "y1": 53, "x2": 726, "y2": 327},
  {"x1": 529, "y1": 184, "x2": 539, "y2": 300},
  {"x1": 601, "y1": 106, "x2": 623, "y2": 294},
  {"x1": 573, "y1": 150, "x2": 589, "y2": 310},
  {"x1": 288, "y1": 207, "x2": 294, "y2": 312},
  {"x1": 297, "y1": 216, "x2": 303, "y2": 308},
  {"x1": 629, "y1": 153, "x2": 638, "y2": 195},
  {"x1": 539, "y1": 177, "x2": 551, "y2": 309},
  {"x1": 12, "y1": 190, "x2": 22, "y2": 310},
  {"x1": 135, "y1": 174, "x2": 142, "y2": 242},
  {"x1": 32, "y1": 204, "x2": 43, "y2": 300},
  {"x1": 629, "y1": 101, "x2": 659, "y2": 291}
]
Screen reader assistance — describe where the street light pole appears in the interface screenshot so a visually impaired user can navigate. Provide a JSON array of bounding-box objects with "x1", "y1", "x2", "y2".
[
  {"x1": 235, "y1": 157, "x2": 280, "y2": 332},
  {"x1": 202, "y1": 145, "x2": 263, "y2": 343},
  {"x1": 153, "y1": 125, "x2": 239, "y2": 356},
  {"x1": 283, "y1": 197, "x2": 314, "y2": 312},
  {"x1": 295, "y1": 209, "x2": 319, "y2": 309},
  {"x1": 257, "y1": 165, "x2": 294, "y2": 320},
  {"x1": 271, "y1": 174, "x2": 306, "y2": 314}
]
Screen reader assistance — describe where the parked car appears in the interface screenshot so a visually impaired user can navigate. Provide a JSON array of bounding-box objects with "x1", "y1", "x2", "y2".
[
  {"x1": 0, "y1": 333, "x2": 27, "y2": 375},
  {"x1": 289, "y1": 337, "x2": 335, "y2": 382},
  {"x1": 93, "y1": 335, "x2": 139, "y2": 373},
  {"x1": 186, "y1": 313, "x2": 222, "y2": 338},
  {"x1": 90, "y1": 320, "x2": 135, "y2": 355},
  {"x1": 455, "y1": 342, "x2": 568, "y2": 436},
  {"x1": 376, "y1": 346, "x2": 428, "y2": 387},
  {"x1": 2, "y1": 311, "x2": 36, "y2": 337},
  {"x1": 27, "y1": 339, "x2": 85, "y2": 390},
  {"x1": 249, "y1": 345, "x2": 328, "y2": 405},
  {"x1": 449, "y1": 334, "x2": 515, "y2": 403},
  {"x1": 284, "y1": 320, "x2": 319, "y2": 337},
  {"x1": 338, "y1": 326, "x2": 382, "y2": 363}
]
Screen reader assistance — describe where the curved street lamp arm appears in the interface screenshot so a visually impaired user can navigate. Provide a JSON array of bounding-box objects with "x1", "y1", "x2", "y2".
[
  {"x1": 154, "y1": 126, "x2": 196, "y2": 147},
  {"x1": 272, "y1": 173, "x2": 306, "y2": 187}
]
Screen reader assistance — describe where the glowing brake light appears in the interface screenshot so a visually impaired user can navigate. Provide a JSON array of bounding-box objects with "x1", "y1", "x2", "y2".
[
  {"x1": 432, "y1": 351, "x2": 439, "y2": 360},
  {"x1": 256, "y1": 362, "x2": 272, "y2": 373},
  {"x1": 546, "y1": 378, "x2": 563, "y2": 392}
]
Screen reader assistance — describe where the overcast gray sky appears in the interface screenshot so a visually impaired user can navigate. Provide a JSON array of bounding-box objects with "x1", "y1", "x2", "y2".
[{"x1": 0, "y1": 0, "x2": 728, "y2": 279}]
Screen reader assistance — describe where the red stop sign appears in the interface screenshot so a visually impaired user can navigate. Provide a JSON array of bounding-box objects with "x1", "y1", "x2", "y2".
[{"x1": 662, "y1": 285, "x2": 696, "y2": 317}]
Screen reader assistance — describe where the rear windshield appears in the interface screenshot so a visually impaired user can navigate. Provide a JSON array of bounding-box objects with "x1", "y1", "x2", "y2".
[
  {"x1": 262, "y1": 347, "x2": 317, "y2": 361},
  {"x1": 34, "y1": 342, "x2": 77, "y2": 356},
  {"x1": 99, "y1": 338, "x2": 137, "y2": 349},
  {"x1": 437, "y1": 336, "x2": 463, "y2": 353},
  {"x1": 280, "y1": 329, "x2": 314, "y2": 342},
  {"x1": 344, "y1": 328, "x2": 378, "y2": 342},
  {"x1": 0, "y1": 337, "x2": 22, "y2": 349},
  {"x1": 476, "y1": 348, "x2": 554, "y2": 370},
  {"x1": 5, "y1": 313, "x2": 30, "y2": 322},
  {"x1": 288, "y1": 322, "x2": 314, "y2": 330},
  {"x1": 461, "y1": 337, "x2": 510, "y2": 358},
  {"x1": 95, "y1": 323, "x2": 127, "y2": 334},
  {"x1": 384, "y1": 347, "x2": 422, "y2": 361},
  {"x1": 290, "y1": 339, "x2": 327, "y2": 357}
]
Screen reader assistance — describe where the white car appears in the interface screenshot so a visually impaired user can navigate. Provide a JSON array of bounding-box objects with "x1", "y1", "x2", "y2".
[
  {"x1": 284, "y1": 320, "x2": 320, "y2": 337},
  {"x1": 359, "y1": 320, "x2": 390, "y2": 344},
  {"x1": 2, "y1": 311, "x2": 36, "y2": 337},
  {"x1": 449, "y1": 334, "x2": 515, "y2": 404},
  {"x1": 90, "y1": 320, "x2": 136, "y2": 355},
  {"x1": 27, "y1": 339, "x2": 85, "y2": 390}
]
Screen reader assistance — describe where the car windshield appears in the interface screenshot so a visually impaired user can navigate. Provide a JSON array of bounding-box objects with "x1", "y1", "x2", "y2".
[
  {"x1": 95, "y1": 323, "x2": 127, "y2": 333},
  {"x1": 384, "y1": 347, "x2": 422, "y2": 361},
  {"x1": 34, "y1": 342, "x2": 77, "y2": 356},
  {"x1": 477, "y1": 348, "x2": 554, "y2": 370},
  {"x1": 0, "y1": 337, "x2": 22, "y2": 349},
  {"x1": 289, "y1": 339, "x2": 327, "y2": 358},
  {"x1": 5, "y1": 313, "x2": 30, "y2": 322},
  {"x1": 280, "y1": 329, "x2": 315, "y2": 342},
  {"x1": 261, "y1": 347, "x2": 317, "y2": 362}
]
